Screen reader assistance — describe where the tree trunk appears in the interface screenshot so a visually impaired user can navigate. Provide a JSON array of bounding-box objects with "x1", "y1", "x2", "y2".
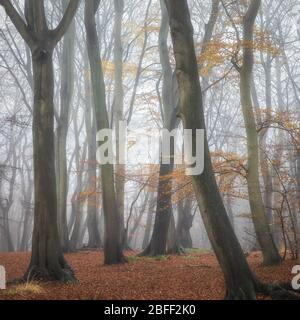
[
  {"x1": 127, "y1": 192, "x2": 150, "y2": 246},
  {"x1": 20, "y1": 170, "x2": 33, "y2": 251},
  {"x1": 178, "y1": 199, "x2": 194, "y2": 249},
  {"x1": 0, "y1": 0, "x2": 80, "y2": 281},
  {"x1": 85, "y1": 0, "x2": 125, "y2": 264},
  {"x1": 25, "y1": 51, "x2": 74, "y2": 281},
  {"x1": 70, "y1": 141, "x2": 87, "y2": 250},
  {"x1": 141, "y1": 0, "x2": 179, "y2": 256},
  {"x1": 167, "y1": 212, "x2": 183, "y2": 254},
  {"x1": 165, "y1": 0, "x2": 258, "y2": 299},
  {"x1": 85, "y1": 54, "x2": 101, "y2": 249},
  {"x1": 142, "y1": 193, "x2": 155, "y2": 249},
  {"x1": 141, "y1": 162, "x2": 173, "y2": 255},
  {"x1": 56, "y1": 0, "x2": 76, "y2": 252},
  {"x1": 259, "y1": 54, "x2": 274, "y2": 229},
  {"x1": 239, "y1": 0, "x2": 281, "y2": 265},
  {"x1": 113, "y1": 0, "x2": 126, "y2": 247}
]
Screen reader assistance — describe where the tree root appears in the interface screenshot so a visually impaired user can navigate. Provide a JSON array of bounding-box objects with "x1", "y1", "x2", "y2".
[
  {"x1": 224, "y1": 274, "x2": 300, "y2": 300},
  {"x1": 255, "y1": 279, "x2": 300, "y2": 300}
]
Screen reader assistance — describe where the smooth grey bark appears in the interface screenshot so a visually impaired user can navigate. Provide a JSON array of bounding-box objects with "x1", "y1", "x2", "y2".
[
  {"x1": 84, "y1": 0, "x2": 125, "y2": 264},
  {"x1": 273, "y1": 22, "x2": 300, "y2": 253},
  {"x1": 70, "y1": 141, "x2": 88, "y2": 250},
  {"x1": 165, "y1": 0, "x2": 258, "y2": 299},
  {"x1": 238, "y1": 0, "x2": 281, "y2": 265},
  {"x1": 126, "y1": 0, "x2": 152, "y2": 125},
  {"x1": 0, "y1": 0, "x2": 80, "y2": 281},
  {"x1": 271, "y1": 56, "x2": 285, "y2": 247},
  {"x1": 142, "y1": 193, "x2": 155, "y2": 249},
  {"x1": 258, "y1": 45, "x2": 274, "y2": 233},
  {"x1": 0, "y1": 140, "x2": 17, "y2": 252},
  {"x1": 165, "y1": 0, "x2": 298, "y2": 299},
  {"x1": 177, "y1": 199, "x2": 194, "y2": 249},
  {"x1": 166, "y1": 213, "x2": 182, "y2": 254},
  {"x1": 200, "y1": 0, "x2": 220, "y2": 100},
  {"x1": 141, "y1": 0, "x2": 179, "y2": 256},
  {"x1": 127, "y1": 192, "x2": 150, "y2": 247},
  {"x1": 56, "y1": 0, "x2": 76, "y2": 253},
  {"x1": 84, "y1": 52, "x2": 101, "y2": 249},
  {"x1": 113, "y1": 0, "x2": 126, "y2": 247},
  {"x1": 69, "y1": 105, "x2": 88, "y2": 250},
  {"x1": 125, "y1": 182, "x2": 149, "y2": 249},
  {"x1": 225, "y1": 195, "x2": 235, "y2": 231},
  {"x1": 19, "y1": 142, "x2": 33, "y2": 251}
]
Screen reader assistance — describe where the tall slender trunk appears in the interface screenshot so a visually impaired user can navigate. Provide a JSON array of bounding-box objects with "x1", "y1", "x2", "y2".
[
  {"x1": 70, "y1": 131, "x2": 88, "y2": 250},
  {"x1": 165, "y1": 0, "x2": 259, "y2": 299},
  {"x1": 239, "y1": 0, "x2": 281, "y2": 265},
  {"x1": 20, "y1": 171, "x2": 33, "y2": 251},
  {"x1": 113, "y1": 0, "x2": 126, "y2": 246},
  {"x1": 259, "y1": 54, "x2": 274, "y2": 232},
  {"x1": 85, "y1": 0, "x2": 125, "y2": 264},
  {"x1": 56, "y1": 0, "x2": 76, "y2": 252},
  {"x1": 141, "y1": 0, "x2": 178, "y2": 256},
  {"x1": 85, "y1": 53, "x2": 101, "y2": 248},
  {"x1": 142, "y1": 194, "x2": 155, "y2": 249}
]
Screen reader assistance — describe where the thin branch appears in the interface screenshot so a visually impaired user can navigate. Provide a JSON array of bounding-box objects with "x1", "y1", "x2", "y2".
[
  {"x1": 0, "y1": 0, "x2": 33, "y2": 46},
  {"x1": 50, "y1": 0, "x2": 80, "y2": 45}
]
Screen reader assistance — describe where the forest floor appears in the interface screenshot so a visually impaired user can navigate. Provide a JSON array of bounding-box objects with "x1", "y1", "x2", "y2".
[{"x1": 0, "y1": 249, "x2": 298, "y2": 300}]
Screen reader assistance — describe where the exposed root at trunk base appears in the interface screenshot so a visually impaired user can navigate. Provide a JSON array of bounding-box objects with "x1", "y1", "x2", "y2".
[
  {"x1": 256, "y1": 280, "x2": 300, "y2": 300},
  {"x1": 225, "y1": 275, "x2": 300, "y2": 300}
]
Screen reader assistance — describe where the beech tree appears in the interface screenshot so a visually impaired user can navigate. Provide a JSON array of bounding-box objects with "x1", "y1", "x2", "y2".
[
  {"x1": 164, "y1": 0, "x2": 299, "y2": 300},
  {"x1": 141, "y1": 0, "x2": 179, "y2": 256},
  {"x1": 0, "y1": 0, "x2": 80, "y2": 281},
  {"x1": 84, "y1": 0, "x2": 125, "y2": 264},
  {"x1": 113, "y1": 0, "x2": 126, "y2": 247},
  {"x1": 55, "y1": 0, "x2": 77, "y2": 253},
  {"x1": 231, "y1": 0, "x2": 281, "y2": 265}
]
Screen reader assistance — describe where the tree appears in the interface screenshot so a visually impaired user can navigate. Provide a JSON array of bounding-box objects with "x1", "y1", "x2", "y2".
[
  {"x1": 141, "y1": 0, "x2": 179, "y2": 256},
  {"x1": 176, "y1": 199, "x2": 194, "y2": 249},
  {"x1": 164, "y1": 0, "x2": 298, "y2": 300},
  {"x1": 237, "y1": 0, "x2": 281, "y2": 265},
  {"x1": 56, "y1": 0, "x2": 77, "y2": 253},
  {"x1": 85, "y1": 51, "x2": 102, "y2": 249},
  {"x1": 113, "y1": 0, "x2": 126, "y2": 248},
  {"x1": 0, "y1": 0, "x2": 80, "y2": 281},
  {"x1": 84, "y1": 0, "x2": 125, "y2": 264}
]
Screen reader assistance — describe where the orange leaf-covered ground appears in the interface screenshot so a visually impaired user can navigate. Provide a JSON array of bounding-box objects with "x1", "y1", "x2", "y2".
[{"x1": 0, "y1": 250, "x2": 298, "y2": 300}]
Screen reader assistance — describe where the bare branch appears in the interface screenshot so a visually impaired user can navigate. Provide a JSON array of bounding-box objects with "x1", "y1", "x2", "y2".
[
  {"x1": 51, "y1": 0, "x2": 80, "y2": 45},
  {"x1": 0, "y1": 0, "x2": 33, "y2": 46}
]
